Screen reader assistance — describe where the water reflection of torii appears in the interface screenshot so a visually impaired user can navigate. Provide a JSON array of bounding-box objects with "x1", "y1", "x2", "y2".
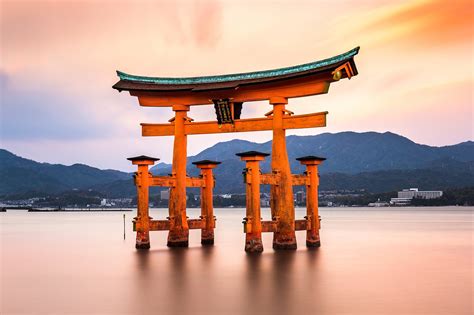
[{"x1": 114, "y1": 47, "x2": 360, "y2": 252}]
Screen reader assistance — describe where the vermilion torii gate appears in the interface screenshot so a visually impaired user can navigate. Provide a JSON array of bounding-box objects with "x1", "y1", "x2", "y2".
[{"x1": 114, "y1": 47, "x2": 359, "y2": 251}]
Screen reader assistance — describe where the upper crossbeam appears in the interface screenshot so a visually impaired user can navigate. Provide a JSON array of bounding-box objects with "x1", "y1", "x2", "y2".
[{"x1": 141, "y1": 112, "x2": 327, "y2": 136}]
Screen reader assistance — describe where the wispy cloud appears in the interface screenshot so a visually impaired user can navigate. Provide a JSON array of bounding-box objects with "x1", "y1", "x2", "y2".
[
  {"x1": 355, "y1": 0, "x2": 473, "y2": 46},
  {"x1": 192, "y1": 0, "x2": 222, "y2": 48}
]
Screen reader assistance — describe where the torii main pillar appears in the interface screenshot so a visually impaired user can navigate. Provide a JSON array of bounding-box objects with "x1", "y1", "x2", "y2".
[
  {"x1": 168, "y1": 105, "x2": 190, "y2": 247},
  {"x1": 269, "y1": 97, "x2": 296, "y2": 249}
]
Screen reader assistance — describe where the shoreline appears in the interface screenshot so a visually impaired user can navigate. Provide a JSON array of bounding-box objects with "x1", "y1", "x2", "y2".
[{"x1": 1, "y1": 206, "x2": 472, "y2": 213}]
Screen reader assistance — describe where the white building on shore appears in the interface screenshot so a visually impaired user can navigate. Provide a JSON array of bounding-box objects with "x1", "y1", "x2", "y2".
[
  {"x1": 398, "y1": 188, "x2": 443, "y2": 199},
  {"x1": 390, "y1": 188, "x2": 443, "y2": 206}
]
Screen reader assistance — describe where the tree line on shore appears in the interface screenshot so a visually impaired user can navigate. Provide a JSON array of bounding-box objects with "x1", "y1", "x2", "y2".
[{"x1": 3, "y1": 187, "x2": 472, "y2": 208}]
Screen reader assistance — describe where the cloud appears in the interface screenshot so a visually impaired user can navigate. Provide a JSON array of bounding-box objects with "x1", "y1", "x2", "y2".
[
  {"x1": 355, "y1": 0, "x2": 473, "y2": 47},
  {"x1": 192, "y1": 0, "x2": 222, "y2": 48}
]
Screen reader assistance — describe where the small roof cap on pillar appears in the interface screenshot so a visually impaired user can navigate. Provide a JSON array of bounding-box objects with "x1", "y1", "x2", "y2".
[
  {"x1": 296, "y1": 155, "x2": 326, "y2": 162},
  {"x1": 127, "y1": 155, "x2": 160, "y2": 162},
  {"x1": 235, "y1": 151, "x2": 270, "y2": 157},
  {"x1": 192, "y1": 159, "x2": 222, "y2": 165}
]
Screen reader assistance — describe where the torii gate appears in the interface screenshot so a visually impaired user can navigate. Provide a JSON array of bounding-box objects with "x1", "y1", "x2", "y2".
[{"x1": 114, "y1": 47, "x2": 359, "y2": 251}]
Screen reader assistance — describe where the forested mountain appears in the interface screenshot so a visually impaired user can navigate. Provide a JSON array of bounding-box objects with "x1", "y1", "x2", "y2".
[{"x1": 1, "y1": 132, "x2": 472, "y2": 197}]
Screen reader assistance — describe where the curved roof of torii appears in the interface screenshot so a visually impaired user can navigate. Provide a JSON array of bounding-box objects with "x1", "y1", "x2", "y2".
[{"x1": 113, "y1": 47, "x2": 359, "y2": 92}]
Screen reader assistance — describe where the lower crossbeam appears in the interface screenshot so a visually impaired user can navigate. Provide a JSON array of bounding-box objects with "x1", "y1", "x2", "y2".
[
  {"x1": 261, "y1": 220, "x2": 278, "y2": 232},
  {"x1": 134, "y1": 218, "x2": 207, "y2": 231},
  {"x1": 295, "y1": 219, "x2": 310, "y2": 231},
  {"x1": 245, "y1": 219, "x2": 311, "y2": 233}
]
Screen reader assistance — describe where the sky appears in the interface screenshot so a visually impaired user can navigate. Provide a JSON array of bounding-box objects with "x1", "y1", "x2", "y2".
[{"x1": 1, "y1": 0, "x2": 472, "y2": 171}]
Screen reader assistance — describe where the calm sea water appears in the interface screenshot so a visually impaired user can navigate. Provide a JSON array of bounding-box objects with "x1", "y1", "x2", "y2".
[{"x1": 1, "y1": 207, "x2": 472, "y2": 315}]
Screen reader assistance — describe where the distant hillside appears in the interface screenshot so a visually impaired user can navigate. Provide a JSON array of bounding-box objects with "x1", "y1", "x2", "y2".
[
  {"x1": 320, "y1": 160, "x2": 474, "y2": 193},
  {"x1": 1, "y1": 132, "x2": 473, "y2": 198},
  {"x1": 0, "y1": 149, "x2": 130, "y2": 196},
  {"x1": 121, "y1": 132, "x2": 474, "y2": 195},
  {"x1": 151, "y1": 131, "x2": 474, "y2": 175}
]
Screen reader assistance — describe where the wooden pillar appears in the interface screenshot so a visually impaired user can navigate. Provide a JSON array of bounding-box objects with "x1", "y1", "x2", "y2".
[
  {"x1": 192, "y1": 160, "x2": 221, "y2": 245},
  {"x1": 297, "y1": 156, "x2": 326, "y2": 248},
  {"x1": 269, "y1": 97, "x2": 296, "y2": 250},
  {"x1": 237, "y1": 151, "x2": 269, "y2": 253},
  {"x1": 168, "y1": 105, "x2": 190, "y2": 247},
  {"x1": 127, "y1": 155, "x2": 159, "y2": 249}
]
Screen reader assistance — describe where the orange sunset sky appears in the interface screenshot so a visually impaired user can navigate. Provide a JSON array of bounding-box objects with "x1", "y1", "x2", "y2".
[{"x1": 1, "y1": 0, "x2": 473, "y2": 171}]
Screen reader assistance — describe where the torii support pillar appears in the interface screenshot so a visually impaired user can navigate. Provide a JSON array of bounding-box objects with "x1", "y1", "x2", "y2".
[
  {"x1": 192, "y1": 160, "x2": 221, "y2": 245},
  {"x1": 296, "y1": 155, "x2": 326, "y2": 248},
  {"x1": 237, "y1": 151, "x2": 269, "y2": 253},
  {"x1": 269, "y1": 97, "x2": 297, "y2": 250},
  {"x1": 127, "y1": 155, "x2": 159, "y2": 249}
]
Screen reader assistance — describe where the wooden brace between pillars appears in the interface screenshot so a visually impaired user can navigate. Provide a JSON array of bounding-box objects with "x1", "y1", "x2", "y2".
[
  {"x1": 128, "y1": 156, "x2": 220, "y2": 248},
  {"x1": 237, "y1": 151, "x2": 267, "y2": 253},
  {"x1": 297, "y1": 156, "x2": 326, "y2": 248}
]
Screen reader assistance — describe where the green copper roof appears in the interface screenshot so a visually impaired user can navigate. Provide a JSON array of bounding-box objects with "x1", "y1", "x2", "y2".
[{"x1": 117, "y1": 47, "x2": 359, "y2": 85}]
